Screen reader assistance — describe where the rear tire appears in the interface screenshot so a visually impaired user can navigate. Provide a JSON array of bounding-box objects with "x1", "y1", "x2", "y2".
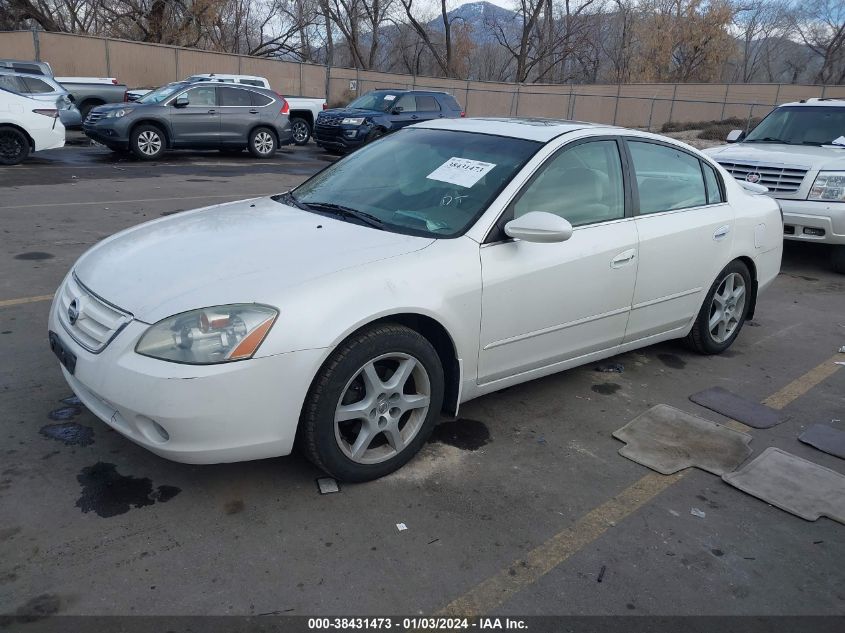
[
  {"x1": 0, "y1": 126, "x2": 30, "y2": 165},
  {"x1": 248, "y1": 127, "x2": 277, "y2": 158},
  {"x1": 299, "y1": 324, "x2": 444, "y2": 482},
  {"x1": 129, "y1": 124, "x2": 165, "y2": 160},
  {"x1": 686, "y1": 260, "x2": 752, "y2": 355},
  {"x1": 831, "y1": 246, "x2": 845, "y2": 275},
  {"x1": 290, "y1": 117, "x2": 311, "y2": 146}
]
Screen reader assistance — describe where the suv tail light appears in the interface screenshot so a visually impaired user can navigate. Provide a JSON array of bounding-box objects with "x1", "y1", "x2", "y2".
[
  {"x1": 123, "y1": 91, "x2": 129, "y2": 102},
  {"x1": 111, "y1": 79, "x2": 118, "y2": 85},
  {"x1": 275, "y1": 93, "x2": 290, "y2": 114},
  {"x1": 32, "y1": 109, "x2": 59, "y2": 118},
  {"x1": 322, "y1": 103, "x2": 328, "y2": 110},
  {"x1": 460, "y1": 111, "x2": 466, "y2": 118}
]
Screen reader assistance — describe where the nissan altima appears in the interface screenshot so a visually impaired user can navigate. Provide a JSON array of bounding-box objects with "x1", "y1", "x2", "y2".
[{"x1": 48, "y1": 118, "x2": 783, "y2": 481}]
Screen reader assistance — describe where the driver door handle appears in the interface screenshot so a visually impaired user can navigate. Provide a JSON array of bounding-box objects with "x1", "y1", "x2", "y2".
[
  {"x1": 249, "y1": 109, "x2": 259, "y2": 114},
  {"x1": 207, "y1": 109, "x2": 217, "y2": 114},
  {"x1": 611, "y1": 249, "x2": 636, "y2": 268}
]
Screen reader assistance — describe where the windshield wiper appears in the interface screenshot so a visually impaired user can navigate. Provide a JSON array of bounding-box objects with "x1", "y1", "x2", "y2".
[
  {"x1": 303, "y1": 201, "x2": 386, "y2": 230},
  {"x1": 274, "y1": 190, "x2": 309, "y2": 210},
  {"x1": 746, "y1": 137, "x2": 789, "y2": 144}
]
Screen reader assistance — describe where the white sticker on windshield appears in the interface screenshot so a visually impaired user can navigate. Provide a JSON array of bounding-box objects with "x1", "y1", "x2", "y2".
[
  {"x1": 383, "y1": 94, "x2": 396, "y2": 101},
  {"x1": 426, "y1": 157, "x2": 496, "y2": 188}
]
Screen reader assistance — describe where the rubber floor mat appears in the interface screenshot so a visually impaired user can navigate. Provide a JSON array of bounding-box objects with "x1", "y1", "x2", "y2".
[
  {"x1": 689, "y1": 386, "x2": 787, "y2": 429},
  {"x1": 723, "y1": 447, "x2": 845, "y2": 523},
  {"x1": 799, "y1": 424, "x2": 845, "y2": 460},
  {"x1": 613, "y1": 404, "x2": 752, "y2": 475}
]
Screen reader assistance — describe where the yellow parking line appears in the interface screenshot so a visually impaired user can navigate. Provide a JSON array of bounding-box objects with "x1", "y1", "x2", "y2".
[
  {"x1": 439, "y1": 355, "x2": 843, "y2": 616},
  {"x1": 0, "y1": 294, "x2": 54, "y2": 308}
]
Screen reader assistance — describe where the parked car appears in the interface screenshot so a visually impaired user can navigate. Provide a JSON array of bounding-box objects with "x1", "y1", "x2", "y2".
[
  {"x1": 56, "y1": 78, "x2": 128, "y2": 119},
  {"x1": 83, "y1": 81, "x2": 292, "y2": 159},
  {"x1": 0, "y1": 86, "x2": 65, "y2": 165},
  {"x1": 0, "y1": 71, "x2": 82, "y2": 129},
  {"x1": 0, "y1": 59, "x2": 53, "y2": 76},
  {"x1": 49, "y1": 118, "x2": 781, "y2": 481},
  {"x1": 314, "y1": 89, "x2": 464, "y2": 153},
  {"x1": 705, "y1": 98, "x2": 845, "y2": 273}
]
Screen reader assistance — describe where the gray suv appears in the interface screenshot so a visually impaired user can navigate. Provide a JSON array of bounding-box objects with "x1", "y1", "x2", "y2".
[{"x1": 83, "y1": 81, "x2": 293, "y2": 160}]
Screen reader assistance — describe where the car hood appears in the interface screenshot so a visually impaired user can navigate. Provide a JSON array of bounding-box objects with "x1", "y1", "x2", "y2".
[
  {"x1": 705, "y1": 143, "x2": 845, "y2": 170},
  {"x1": 74, "y1": 197, "x2": 435, "y2": 323},
  {"x1": 321, "y1": 107, "x2": 385, "y2": 118}
]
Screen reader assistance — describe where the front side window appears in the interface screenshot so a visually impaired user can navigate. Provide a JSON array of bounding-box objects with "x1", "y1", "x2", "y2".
[
  {"x1": 138, "y1": 83, "x2": 186, "y2": 104},
  {"x1": 394, "y1": 95, "x2": 417, "y2": 113},
  {"x1": 219, "y1": 86, "x2": 252, "y2": 107},
  {"x1": 346, "y1": 92, "x2": 401, "y2": 112},
  {"x1": 513, "y1": 140, "x2": 625, "y2": 227},
  {"x1": 744, "y1": 106, "x2": 845, "y2": 146},
  {"x1": 629, "y1": 141, "x2": 707, "y2": 214},
  {"x1": 288, "y1": 128, "x2": 540, "y2": 238}
]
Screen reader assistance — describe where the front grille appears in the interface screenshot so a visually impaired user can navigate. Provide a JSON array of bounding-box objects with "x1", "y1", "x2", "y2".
[
  {"x1": 315, "y1": 124, "x2": 343, "y2": 141},
  {"x1": 85, "y1": 111, "x2": 104, "y2": 123},
  {"x1": 58, "y1": 274, "x2": 132, "y2": 353},
  {"x1": 783, "y1": 225, "x2": 795, "y2": 235},
  {"x1": 715, "y1": 160, "x2": 808, "y2": 194},
  {"x1": 316, "y1": 113, "x2": 344, "y2": 127}
]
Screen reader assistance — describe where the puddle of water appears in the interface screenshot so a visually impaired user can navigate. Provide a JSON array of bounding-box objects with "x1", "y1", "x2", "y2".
[
  {"x1": 39, "y1": 422, "x2": 94, "y2": 446},
  {"x1": 429, "y1": 419, "x2": 490, "y2": 451},
  {"x1": 657, "y1": 353, "x2": 687, "y2": 369},
  {"x1": 14, "y1": 252, "x2": 54, "y2": 260},
  {"x1": 60, "y1": 395, "x2": 82, "y2": 406},
  {"x1": 48, "y1": 406, "x2": 82, "y2": 421},
  {"x1": 591, "y1": 383, "x2": 621, "y2": 395},
  {"x1": 75, "y1": 462, "x2": 180, "y2": 518}
]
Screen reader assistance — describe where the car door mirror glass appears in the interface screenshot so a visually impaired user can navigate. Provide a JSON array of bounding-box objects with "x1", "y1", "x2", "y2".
[
  {"x1": 726, "y1": 129, "x2": 744, "y2": 143},
  {"x1": 174, "y1": 95, "x2": 189, "y2": 107},
  {"x1": 505, "y1": 211, "x2": 573, "y2": 243}
]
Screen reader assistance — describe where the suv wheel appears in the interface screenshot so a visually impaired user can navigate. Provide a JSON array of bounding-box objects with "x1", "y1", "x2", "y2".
[
  {"x1": 686, "y1": 260, "x2": 751, "y2": 354},
  {"x1": 365, "y1": 128, "x2": 385, "y2": 144},
  {"x1": 0, "y1": 126, "x2": 30, "y2": 165},
  {"x1": 291, "y1": 117, "x2": 311, "y2": 146},
  {"x1": 130, "y1": 125, "x2": 165, "y2": 160},
  {"x1": 300, "y1": 324, "x2": 444, "y2": 482},
  {"x1": 832, "y1": 246, "x2": 845, "y2": 274},
  {"x1": 248, "y1": 127, "x2": 277, "y2": 158}
]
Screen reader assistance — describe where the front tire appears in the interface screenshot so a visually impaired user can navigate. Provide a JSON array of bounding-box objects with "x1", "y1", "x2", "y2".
[
  {"x1": 248, "y1": 127, "x2": 277, "y2": 158},
  {"x1": 290, "y1": 117, "x2": 311, "y2": 146},
  {"x1": 300, "y1": 324, "x2": 444, "y2": 482},
  {"x1": 831, "y1": 245, "x2": 845, "y2": 274},
  {"x1": 0, "y1": 126, "x2": 30, "y2": 165},
  {"x1": 686, "y1": 260, "x2": 751, "y2": 354},
  {"x1": 130, "y1": 124, "x2": 165, "y2": 160}
]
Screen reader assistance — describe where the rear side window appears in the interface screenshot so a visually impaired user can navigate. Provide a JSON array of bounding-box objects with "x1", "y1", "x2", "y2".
[
  {"x1": 251, "y1": 92, "x2": 273, "y2": 107},
  {"x1": 219, "y1": 86, "x2": 252, "y2": 107},
  {"x1": 702, "y1": 162, "x2": 725, "y2": 204},
  {"x1": 21, "y1": 77, "x2": 53, "y2": 93},
  {"x1": 439, "y1": 94, "x2": 462, "y2": 111},
  {"x1": 416, "y1": 95, "x2": 440, "y2": 111},
  {"x1": 628, "y1": 141, "x2": 707, "y2": 214}
]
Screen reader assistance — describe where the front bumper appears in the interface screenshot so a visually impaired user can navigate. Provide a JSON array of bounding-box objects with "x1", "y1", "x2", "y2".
[
  {"x1": 48, "y1": 296, "x2": 325, "y2": 464},
  {"x1": 83, "y1": 119, "x2": 130, "y2": 148},
  {"x1": 777, "y1": 199, "x2": 845, "y2": 245},
  {"x1": 314, "y1": 123, "x2": 368, "y2": 151}
]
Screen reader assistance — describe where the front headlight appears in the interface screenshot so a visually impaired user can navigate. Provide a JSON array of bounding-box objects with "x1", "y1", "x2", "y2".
[
  {"x1": 105, "y1": 108, "x2": 133, "y2": 119},
  {"x1": 808, "y1": 171, "x2": 845, "y2": 202},
  {"x1": 341, "y1": 117, "x2": 365, "y2": 125},
  {"x1": 136, "y1": 304, "x2": 278, "y2": 364}
]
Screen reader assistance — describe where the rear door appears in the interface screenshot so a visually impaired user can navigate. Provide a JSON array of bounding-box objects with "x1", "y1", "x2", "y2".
[
  {"x1": 217, "y1": 86, "x2": 257, "y2": 146},
  {"x1": 623, "y1": 138, "x2": 734, "y2": 343},
  {"x1": 414, "y1": 94, "x2": 442, "y2": 122},
  {"x1": 168, "y1": 84, "x2": 220, "y2": 147}
]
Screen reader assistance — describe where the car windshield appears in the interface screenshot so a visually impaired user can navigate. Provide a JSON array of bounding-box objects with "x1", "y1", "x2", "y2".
[
  {"x1": 137, "y1": 83, "x2": 186, "y2": 104},
  {"x1": 745, "y1": 106, "x2": 845, "y2": 146},
  {"x1": 346, "y1": 92, "x2": 401, "y2": 112},
  {"x1": 285, "y1": 128, "x2": 541, "y2": 238}
]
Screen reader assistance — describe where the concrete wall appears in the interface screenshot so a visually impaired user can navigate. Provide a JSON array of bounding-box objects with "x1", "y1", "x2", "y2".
[{"x1": 2, "y1": 30, "x2": 842, "y2": 128}]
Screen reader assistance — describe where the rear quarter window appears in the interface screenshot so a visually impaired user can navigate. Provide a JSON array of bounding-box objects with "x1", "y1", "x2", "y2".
[
  {"x1": 441, "y1": 94, "x2": 462, "y2": 110},
  {"x1": 251, "y1": 92, "x2": 274, "y2": 107}
]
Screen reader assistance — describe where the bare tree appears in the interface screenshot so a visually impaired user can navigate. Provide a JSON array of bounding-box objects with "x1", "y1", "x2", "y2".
[{"x1": 794, "y1": 0, "x2": 845, "y2": 84}]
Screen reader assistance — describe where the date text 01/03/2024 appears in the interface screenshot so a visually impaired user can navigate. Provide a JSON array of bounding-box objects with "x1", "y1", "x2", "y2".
[{"x1": 307, "y1": 618, "x2": 527, "y2": 630}]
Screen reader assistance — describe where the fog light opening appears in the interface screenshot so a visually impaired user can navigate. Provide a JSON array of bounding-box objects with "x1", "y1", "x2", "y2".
[
  {"x1": 803, "y1": 227, "x2": 825, "y2": 236},
  {"x1": 136, "y1": 416, "x2": 170, "y2": 444}
]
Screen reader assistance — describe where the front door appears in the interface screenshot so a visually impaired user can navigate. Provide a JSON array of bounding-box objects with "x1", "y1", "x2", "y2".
[
  {"x1": 169, "y1": 85, "x2": 220, "y2": 147},
  {"x1": 478, "y1": 138, "x2": 639, "y2": 384},
  {"x1": 390, "y1": 94, "x2": 420, "y2": 130}
]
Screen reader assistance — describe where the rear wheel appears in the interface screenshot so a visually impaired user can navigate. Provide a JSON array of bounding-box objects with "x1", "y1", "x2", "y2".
[
  {"x1": 300, "y1": 324, "x2": 444, "y2": 482},
  {"x1": 686, "y1": 260, "x2": 751, "y2": 354},
  {"x1": 831, "y1": 245, "x2": 845, "y2": 274},
  {"x1": 290, "y1": 117, "x2": 311, "y2": 146},
  {"x1": 129, "y1": 124, "x2": 165, "y2": 160},
  {"x1": 365, "y1": 128, "x2": 385, "y2": 145},
  {"x1": 248, "y1": 127, "x2": 277, "y2": 158},
  {"x1": 0, "y1": 126, "x2": 30, "y2": 165}
]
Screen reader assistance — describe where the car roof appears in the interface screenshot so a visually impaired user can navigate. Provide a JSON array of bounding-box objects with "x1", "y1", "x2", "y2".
[
  {"x1": 414, "y1": 117, "x2": 610, "y2": 142},
  {"x1": 0, "y1": 69, "x2": 57, "y2": 83},
  {"x1": 189, "y1": 73, "x2": 267, "y2": 81},
  {"x1": 778, "y1": 98, "x2": 845, "y2": 108}
]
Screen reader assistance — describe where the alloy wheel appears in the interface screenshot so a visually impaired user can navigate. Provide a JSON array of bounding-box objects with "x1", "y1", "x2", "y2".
[
  {"x1": 292, "y1": 121, "x2": 309, "y2": 143},
  {"x1": 0, "y1": 130, "x2": 24, "y2": 162},
  {"x1": 254, "y1": 131, "x2": 274, "y2": 154},
  {"x1": 137, "y1": 130, "x2": 162, "y2": 156},
  {"x1": 708, "y1": 272, "x2": 746, "y2": 343},
  {"x1": 334, "y1": 353, "x2": 431, "y2": 464}
]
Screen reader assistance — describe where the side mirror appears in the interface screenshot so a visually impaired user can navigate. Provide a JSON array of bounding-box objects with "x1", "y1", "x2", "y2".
[
  {"x1": 174, "y1": 95, "x2": 189, "y2": 107},
  {"x1": 391, "y1": 107, "x2": 403, "y2": 114},
  {"x1": 726, "y1": 129, "x2": 745, "y2": 143},
  {"x1": 504, "y1": 211, "x2": 573, "y2": 243}
]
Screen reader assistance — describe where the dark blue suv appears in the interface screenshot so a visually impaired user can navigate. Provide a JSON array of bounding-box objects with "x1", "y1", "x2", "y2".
[{"x1": 314, "y1": 90, "x2": 464, "y2": 153}]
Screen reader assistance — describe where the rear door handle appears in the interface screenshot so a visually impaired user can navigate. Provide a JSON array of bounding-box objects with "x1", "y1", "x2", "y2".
[
  {"x1": 207, "y1": 109, "x2": 217, "y2": 114},
  {"x1": 611, "y1": 249, "x2": 636, "y2": 268},
  {"x1": 713, "y1": 225, "x2": 731, "y2": 241},
  {"x1": 249, "y1": 109, "x2": 259, "y2": 114}
]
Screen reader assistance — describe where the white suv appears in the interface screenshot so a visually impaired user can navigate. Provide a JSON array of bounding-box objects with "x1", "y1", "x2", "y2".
[{"x1": 705, "y1": 98, "x2": 845, "y2": 273}]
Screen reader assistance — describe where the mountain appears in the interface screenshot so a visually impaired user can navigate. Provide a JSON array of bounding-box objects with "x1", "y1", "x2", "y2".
[{"x1": 430, "y1": 2, "x2": 520, "y2": 45}]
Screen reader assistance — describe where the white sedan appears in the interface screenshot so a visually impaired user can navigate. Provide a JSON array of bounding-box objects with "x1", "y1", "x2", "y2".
[
  {"x1": 0, "y1": 86, "x2": 65, "y2": 165},
  {"x1": 48, "y1": 118, "x2": 783, "y2": 481}
]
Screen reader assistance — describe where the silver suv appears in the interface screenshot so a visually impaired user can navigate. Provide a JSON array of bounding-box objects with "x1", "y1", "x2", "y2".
[{"x1": 705, "y1": 98, "x2": 845, "y2": 273}]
